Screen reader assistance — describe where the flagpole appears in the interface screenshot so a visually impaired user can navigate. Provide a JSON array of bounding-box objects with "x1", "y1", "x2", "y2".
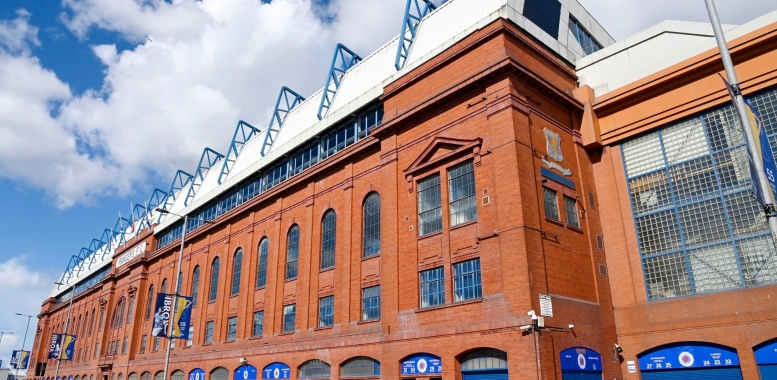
[
  {"x1": 704, "y1": 0, "x2": 777, "y2": 243},
  {"x1": 163, "y1": 214, "x2": 187, "y2": 380}
]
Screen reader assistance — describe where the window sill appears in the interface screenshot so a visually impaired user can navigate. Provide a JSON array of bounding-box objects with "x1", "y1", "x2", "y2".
[
  {"x1": 278, "y1": 331, "x2": 296, "y2": 336},
  {"x1": 449, "y1": 219, "x2": 477, "y2": 231},
  {"x1": 248, "y1": 335, "x2": 263, "y2": 340},
  {"x1": 566, "y1": 224, "x2": 583, "y2": 233},
  {"x1": 545, "y1": 217, "x2": 564, "y2": 227},
  {"x1": 314, "y1": 325, "x2": 333, "y2": 331},
  {"x1": 224, "y1": 339, "x2": 236, "y2": 343},
  {"x1": 256, "y1": 285, "x2": 266, "y2": 290},
  {"x1": 319, "y1": 267, "x2": 335, "y2": 274},
  {"x1": 357, "y1": 318, "x2": 380, "y2": 325},
  {"x1": 361, "y1": 254, "x2": 380, "y2": 261},
  {"x1": 417, "y1": 230, "x2": 443, "y2": 240},
  {"x1": 230, "y1": 294, "x2": 239, "y2": 299},
  {"x1": 202, "y1": 343, "x2": 212, "y2": 346},
  {"x1": 208, "y1": 300, "x2": 217, "y2": 304},
  {"x1": 284, "y1": 277, "x2": 297, "y2": 283},
  {"x1": 415, "y1": 298, "x2": 483, "y2": 313}
]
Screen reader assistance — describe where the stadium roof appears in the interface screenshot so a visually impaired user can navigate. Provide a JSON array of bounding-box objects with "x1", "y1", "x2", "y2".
[{"x1": 50, "y1": 0, "x2": 613, "y2": 299}]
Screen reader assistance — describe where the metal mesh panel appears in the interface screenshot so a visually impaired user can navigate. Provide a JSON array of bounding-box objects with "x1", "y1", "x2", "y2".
[
  {"x1": 678, "y1": 198, "x2": 730, "y2": 248},
  {"x1": 460, "y1": 348, "x2": 508, "y2": 371},
  {"x1": 643, "y1": 253, "x2": 692, "y2": 299},
  {"x1": 622, "y1": 133, "x2": 665, "y2": 177},
  {"x1": 341, "y1": 357, "x2": 380, "y2": 377},
  {"x1": 628, "y1": 170, "x2": 672, "y2": 215},
  {"x1": 736, "y1": 235, "x2": 777, "y2": 286},
  {"x1": 299, "y1": 360, "x2": 330, "y2": 378},
  {"x1": 635, "y1": 210, "x2": 682, "y2": 256},
  {"x1": 623, "y1": 87, "x2": 777, "y2": 300},
  {"x1": 687, "y1": 242, "x2": 742, "y2": 292}
]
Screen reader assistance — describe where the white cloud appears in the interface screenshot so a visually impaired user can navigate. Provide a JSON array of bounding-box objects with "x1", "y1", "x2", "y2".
[
  {"x1": 0, "y1": 0, "x2": 405, "y2": 208},
  {"x1": 0, "y1": 9, "x2": 40, "y2": 54},
  {"x1": 0, "y1": 257, "x2": 55, "y2": 374}
]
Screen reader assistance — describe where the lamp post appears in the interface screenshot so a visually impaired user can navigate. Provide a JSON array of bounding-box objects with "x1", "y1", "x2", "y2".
[
  {"x1": 15, "y1": 313, "x2": 34, "y2": 379},
  {"x1": 52, "y1": 282, "x2": 75, "y2": 380},
  {"x1": 704, "y1": 0, "x2": 777, "y2": 241},
  {"x1": 155, "y1": 208, "x2": 213, "y2": 380}
]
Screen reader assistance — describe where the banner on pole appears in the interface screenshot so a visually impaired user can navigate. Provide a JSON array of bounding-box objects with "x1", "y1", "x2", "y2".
[
  {"x1": 48, "y1": 334, "x2": 77, "y2": 360},
  {"x1": 720, "y1": 75, "x2": 777, "y2": 205},
  {"x1": 10, "y1": 350, "x2": 30, "y2": 369},
  {"x1": 152, "y1": 293, "x2": 193, "y2": 338}
]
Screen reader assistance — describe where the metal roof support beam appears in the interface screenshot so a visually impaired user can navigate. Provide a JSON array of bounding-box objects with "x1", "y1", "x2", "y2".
[
  {"x1": 395, "y1": 0, "x2": 437, "y2": 70},
  {"x1": 317, "y1": 44, "x2": 362, "y2": 120},
  {"x1": 262, "y1": 88, "x2": 304, "y2": 156},
  {"x1": 218, "y1": 121, "x2": 261, "y2": 184},
  {"x1": 132, "y1": 203, "x2": 151, "y2": 233},
  {"x1": 113, "y1": 216, "x2": 131, "y2": 247},
  {"x1": 158, "y1": 170, "x2": 194, "y2": 220},
  {"x1": 185, "y1": 147, "x2": 225, "y2": 206},
  {"x1": 148, "y1": 188, "x2": 167, "y2": 211}
]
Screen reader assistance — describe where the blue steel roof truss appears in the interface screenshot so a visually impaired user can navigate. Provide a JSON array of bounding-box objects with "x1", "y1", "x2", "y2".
[
  {"x1": 218, "y1": 121, "x2": 261, "y2": 185},
  {"x1": 99, "y1": 229, "x2": 113, "y2": 260},
  {"x1": 262, "y1": 87, "x2": 305, "y2": 156},
  {"x1": 132, "y1": 203, "x2": 151, "y2": 233},
  {"x1": 317, "y1": 44, "x2": 362, "y2": 120},
  {"x1": 395, "y1": 0, "x2": 437, "y2": 70},
  {"x1": 158, "y1": 170, "x2": 194, "y2": 219},
  {"x1": 185, "y1": 147, "x2": 225, "y2": 206},
  {"x1": 113, "y1": 215, "x2": 131, "y2": 246}
]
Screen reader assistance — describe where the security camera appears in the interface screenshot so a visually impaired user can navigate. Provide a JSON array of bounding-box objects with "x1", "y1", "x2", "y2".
[
  {"x1": 614, "y1": 344, "x2": 623, "y2": 354},
  {"x1": 240, "y1": 358, "x2": 248, "y2": 365},
  {"x1": 519, "y1": 325, "x2": 533, "y2": 331},
  {"x1": 528, "y1": 310, "x2": 538, "y2": 320},
  {"x1": 568, "y1": 324, "x2": 574, "y2": 329}
]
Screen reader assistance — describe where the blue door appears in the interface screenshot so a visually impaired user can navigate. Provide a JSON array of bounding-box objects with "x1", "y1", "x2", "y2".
[
  {"x1": 462, "y1": 369, "x2": 509, "y2": 380},
  {"x1": 641, "y1": 367, "x2": 743, "y2": 380},
  {"x1": 560, "y1": 370, "x2": 601, "y2": 380},
  {"x1": 759, "y1": 364, "x2": 777, "y2": 379},
  {"x1": 755, "y1": 338, "x2": 777, "y2": 380},
  {"x1": 639, "y1": 343, "x2": 743, "y2": 380}
]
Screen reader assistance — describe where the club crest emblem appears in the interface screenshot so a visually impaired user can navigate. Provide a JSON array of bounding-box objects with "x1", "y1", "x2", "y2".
[
  {"x1": 417, "y1": 358, "x2": 428, "y2": 373},
  {"x1": 577, "y1": 354, "x2": 587, "y2": 370},
  {"x1": 678, "y1": 352, "x2": 694, "y2": 367},
  {"x1": 545, "y1": 128, "x2": 564, "y2": 162}
]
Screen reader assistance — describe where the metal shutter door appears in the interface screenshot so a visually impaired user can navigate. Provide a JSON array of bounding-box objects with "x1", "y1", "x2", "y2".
[
  {"x1": 759, "y1": 364, "x2": 777, "y2": 380},
  {"x1": 461, "y1": 370, "x2": 508, "y2": 380},
  {"x1": 641, "y1": 367, "x2": 743, "y2": 380},
  {"x1": 561, "y1": 371, "x2": 602, "y2": 380}
]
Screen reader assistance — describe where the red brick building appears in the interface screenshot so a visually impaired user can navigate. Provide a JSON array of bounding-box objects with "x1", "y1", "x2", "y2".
[{"x1": 29, "y1": 0, "x2": 777, "y2": 380}]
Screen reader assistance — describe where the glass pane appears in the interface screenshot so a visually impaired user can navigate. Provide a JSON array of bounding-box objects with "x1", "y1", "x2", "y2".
[{"x1": 643, "y1": 253, "x2": 692, "y2": 299}]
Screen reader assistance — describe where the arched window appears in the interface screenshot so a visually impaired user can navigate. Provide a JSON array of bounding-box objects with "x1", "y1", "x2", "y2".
[
  {"x1": 176, "y1": 272, "x2": 182, "y2": 295},
  {"x1": 154, "y1": 372, "x2": 164, "y2": 380},
  {"x1": 117, "y1": 374, "x2": 123, "y2": 380},
  {"x1": 321, "y1": 210, "x2": 337, "y2": 269},
  {"x1": 286, "y1": 226, "x2": 300, "y2": 280},
  {"x1": 299, "y1": 360, "x2": 331, "y2": 378},
  {"x1": 128, "y1": 374, "x2": 138, "y2": 380},
  {"x1": 209, "y1": 257, "x2": 220, "y2": 302},
  {"x1": 170, "y1": 371, "x2": 184, "y2": 380},
  {"x1": 140, "y1": 373, "x2": 150, "y2": 380},
  {"x1": 76, "y1": 315, "x2": 82, "y2": 336},
  {"x1": 99, "y1": 307, "x2": 105, "y2": 331},
  {"x1": 231, "y1": 249, "x2": 243, "y2": 296},
  {"x1": 460, "y1": 348, "x2": 508, "y2": 371},
  {"x1": 89, "y1": 309, "x2": 95, "y2": 335},
  {"x1": 362, "y1": 193, "x2": 381, "y2": 257},
  {"x1": 341, "y1": 357, "x2": 380, "y2": 377},
  {"x1": 113, "y1": 299, "x2": 125, "y2": 328},
  {"x1": 126, "y1": 295, "x2": 135, "y2": 323},
  {"x1": 82, "y1": 312, "x2": 89, "y2": 336},
  {"x1": 256, "y1": 239, "x2": 269, "y2": 288},
  {"x1": 145, "y1": 285, "x2": 154, "y2": 320},
  {"x1": 210, "y1": 367, "x2": 229, "y2": 380},
  {"x1": 161, "y1": 279, "x2": 168, "y2": 294},
  {"x1": 191, "y1": 266, "x2": 200, "y2": 307}
]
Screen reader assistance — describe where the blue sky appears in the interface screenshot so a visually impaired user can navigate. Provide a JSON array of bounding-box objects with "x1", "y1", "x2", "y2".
[{"x1": 0, "y1": 0, "x2": 775, "y2": 372}]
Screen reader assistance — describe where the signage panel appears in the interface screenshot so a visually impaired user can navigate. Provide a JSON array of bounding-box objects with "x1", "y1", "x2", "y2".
[
  {"x1": 638, "y1": 343, "x2": 740, "y2": 371},
  {"x1": 755, "y1": 340, "x2": 777, "y2": 365},
  {"x1": 235, "y1": 365, "x2": 257, "y2": 380},
  {"x1": 189, "y1": 369, "x2": 206, "y2": 380},
  {"x1": 152, "y1": 293, "x2": 193, "y2": 338},
  {"x1": 262, "y1": 363, "x2": 291, "y2": 379},
  {"x1": 401, "y1": 353, "x2": 442, "y2": 375},
  {"x1": 559, "y1": 347, "x2": 602, "y2": 372},
  {"x1": 116, "y1": 241, "x2": 147, "y2": 267},
  {"x1": 10, "y1": 350, "x2": 30, "y2": 369}
]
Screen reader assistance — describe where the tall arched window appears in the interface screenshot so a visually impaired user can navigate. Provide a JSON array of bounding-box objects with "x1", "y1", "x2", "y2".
[
  {"x1": 210, "y1": 368, "x2": 228, "y2": 380},
  {"x1": 89, "y1": 308, "x2": 95, "y2": 335},
  {"x1": 161, "y1": 279, "x2": 168, "y2": 294},
  {"x1": 176, "y1": 272, "x2": 183, "y2": 294},
  {"x1": 362, "y1": 193, "x2": 381, "y2": 257},
  {"x1": 82, "y1": 312, "x2": 89, "y2": 336},
  {"x1": 256, "y1": 239, "x2": 269, "y2": 288},
  {"x1": 209, "y1": 257, "x2": 220, "y2": 302},
  {"x1": 76, "y1": 315, "x2": 82, "y2": 336},
  {"x1": 321, "y1": 210, "x2": 337, "y2": 269},
  {"x1": 126, "y1": 295, "x2": 134, "y2": 323},
  {"x1": 231, "y1": 249, "x2": 243, "y2": 296},
  {"x1": 191, "y1": 266, "x2": 200, "y2": 307},
  {"x1": 341, "y1": 357, "x2": 380, "y2": 377},
  {"x1": 299, "y1": 360, "x2": 331, "y2": 378},
  {"x1": 145, "y1": 285, "x2": 154, "y2": 320},
  {"x1": 113, "y1": 299, "x2": 125, "y2": 329},
  {"x1": 286, "y1": 226, "x2": 300, "y2": 280},
  {"x1": 140, "y1": 372, "x2": 151, "y2": 380}
]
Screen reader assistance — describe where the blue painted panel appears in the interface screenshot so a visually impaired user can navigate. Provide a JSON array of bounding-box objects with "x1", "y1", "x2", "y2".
[
  {"x1": 235, "y1": 365, "x2": 257, "y2": 380},
  {"x1": 462, "y1": 370, "x2": 508, "y2": 380},
  {"x1": 639, "y1": 343, "x2": 740, "y2": 371},
  {"x1": 641, "y1": 367, "x2": 743, "y2": 380},
  {"x1": 263, "y1": 363, "x2": 291, "y2": 379},
  {"x1": 759, "y1": 364, "x2": 777, "y2": 379},
  {"x1": 755, "y1": 339, "x2": 777, "y2": 364},
  {"x1": 561, "y1": 371, "x2": 602, "y2": 380},
  {"x1": 189, "y1": 369, "x2": 206, "y2": 380},
  {"x1": 541, "y1": 167, "x2": 575, "y2": 189},
  {"x1": 559, "y1": 347, "x2": 602, "y2": 372},
  {"x1": 401, "y1": 353, "x2": 442, "y2": 375}
]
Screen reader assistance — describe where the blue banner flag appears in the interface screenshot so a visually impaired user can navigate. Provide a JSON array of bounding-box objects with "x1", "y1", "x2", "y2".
[
  {"x1": 47, "y1": 334, "x2": 76, "y2": 360},
  {"x1": 152, "y1": 293, "x2": 193, "y2": 338},
  {"x1": 11, "y1": 350, "x2": 30, "y2": 370},
  {"x1": 720, "y1": 75, "x2": 777, "y2": 205}
]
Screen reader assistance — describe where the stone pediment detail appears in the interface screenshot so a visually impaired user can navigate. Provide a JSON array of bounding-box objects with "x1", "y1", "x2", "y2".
[{"x1": 404, "y1": 137, "x2": 482, "y2": 192}]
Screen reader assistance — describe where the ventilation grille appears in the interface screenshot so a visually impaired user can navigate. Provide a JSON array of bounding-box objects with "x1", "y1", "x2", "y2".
[{"x1": 596, "y1": 235, "x2": 604, "y2": 250}]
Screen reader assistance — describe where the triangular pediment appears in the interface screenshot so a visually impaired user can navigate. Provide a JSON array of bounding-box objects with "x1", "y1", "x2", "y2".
[{"x1": 404, "y1": 137, "x2": 482, "y2": 176}]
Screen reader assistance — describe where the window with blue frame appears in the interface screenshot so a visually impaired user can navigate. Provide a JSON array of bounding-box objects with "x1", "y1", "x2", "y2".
[
  {"x1": 318, "y1": 295, "x2": 334, "y2": 327},
  {"x1": 568, "y1": 17, "x2": 602, "y2": 55},
  {"x1": 321, "y1": 210, "x2": 337, "y2": 270},
  {"x1": 361, "y1": 286, "x2": 380, "y2": 320},
  {"x1": 420, "y1": 267, "x2": 445, "y2": 308},
  {"x1": 523, "y1": 0, "x2": 562, "y2": 38},
  {"x1": 155, "y1": 103, "x2": 383, "y2": 250},
  {"x1": 621, "y1": 87, "x2": 777, "y2": 300},
  {"x1": 453, "y1": 258, "x2": 482, "y2": 302},
  {"x1": 257, "y1": 238, "x2": 269, "y2": 288},
  {"x1": 231, "y1": 249, "x2": 242, "y2": 296}
]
